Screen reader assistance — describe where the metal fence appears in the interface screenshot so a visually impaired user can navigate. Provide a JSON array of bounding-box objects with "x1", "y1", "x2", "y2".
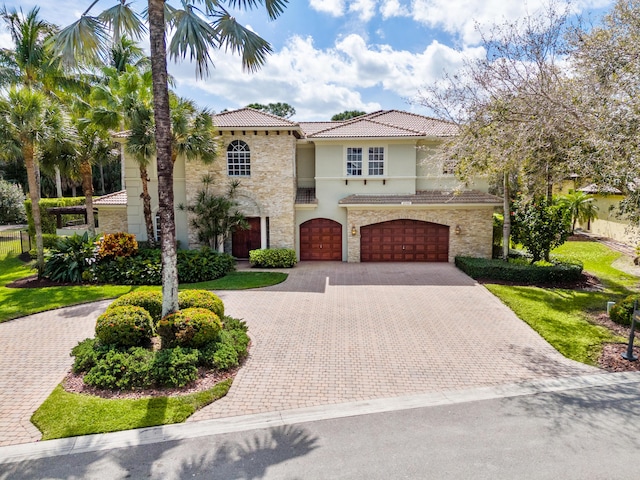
[{"x1": 0, "y1": 230, "x2": 30, "y2": 256}]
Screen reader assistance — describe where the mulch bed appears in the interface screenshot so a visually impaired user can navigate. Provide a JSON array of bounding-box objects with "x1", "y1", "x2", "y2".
[
  {"x1": 476, "y1": 271, "x2": 603, "y2": 291},
  {"x1": 6, "y1": 274, "x2": 77, "y2": 289}
]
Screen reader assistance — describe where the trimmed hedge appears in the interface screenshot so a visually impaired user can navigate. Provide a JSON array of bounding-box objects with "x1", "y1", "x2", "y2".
[
  {"x1": 25, "y1": 197, "x2": 86, "y2": 235},
  {"x1": 157, "y1": 308, "x2": 223, "y2": 348},
  {"x1": 108, "y1": 291, "x2": 164, "y2": 324},
  {"x1": 455, "y1": 256, "x2": 583, "y2": 284},
  {"x1": 178, "y1": 290, "x2": 224, "y2": 318},
  {"x1": 249, "y1": 248, "x2": 297, "y2": 268},
  {"x1": 610, "y1": 294, "x2": 640, "y2": 326},
  {"x1": 95, "y1": 306, "x2": 154, "y2": 347}
]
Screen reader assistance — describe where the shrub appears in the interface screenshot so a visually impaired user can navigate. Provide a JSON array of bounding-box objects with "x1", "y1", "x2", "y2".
[
  {"x1": 95, "y1": 306, "x2": 154, "y2": 347},
  {"x1": 249, "y1": 248, "x2": 297, "y2": 268},
  {"x1": 84, "y1": 347, "x2": 154, "y2": 390},
  {"x1": 157, "y1": 308, "x2": 223, "y2": 348},
  {"x1": 70, "y1": 338, "x2": 113, "y2": 374},
  {"x1": 177, "y1": 248, "x2": 236, "y2": 283},
  {"x1": 178, "y1": 290, "x2": 224, "y2": 318},
  {"x1": 152, "y1": 347, "x2": 199, "y2": 387},
  {"x1": 455, "y1": 256, "x2": 583, "y2": 284},
  {"x1": 610, "y1": 295, "x2": 640, "y2": 326},
  {"x1": 108, "y1": 291, "x2": 163, "y2": 324},
  {"x1": 0, "y1": 179, "x2": 26, "y2": 225},
  {"x1": 42, "y1": 232, "x2": 99, "y2": 283},
  {"x1": 97, "y1": 232, "x2": 138, "y2": 260},
  {"x1": 211, "y1": 342, "x2": 239, "y2": 371}
]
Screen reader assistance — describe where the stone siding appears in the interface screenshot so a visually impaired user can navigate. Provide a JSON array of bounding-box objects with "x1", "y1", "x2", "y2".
[
  {"x1": 346, "y1": 207, "x2": 495, "y2": 262},
  {"x1": 184, "y1": 132, "x2": 297, "y2": 249},
  {"x1": 97, "y1": 207, "x2": 128, "y2": 234}
]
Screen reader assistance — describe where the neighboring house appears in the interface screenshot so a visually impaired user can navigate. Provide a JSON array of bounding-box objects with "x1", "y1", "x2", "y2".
[
  {"x1": 94, "y1": 190, "x2": 128, "y2": 234},
  {"x1": 576, "y1": 184, "x2": 637, "y2": 246},
  {"x1": 120, "y1": 108, "x2": 502, "y2": 262}
]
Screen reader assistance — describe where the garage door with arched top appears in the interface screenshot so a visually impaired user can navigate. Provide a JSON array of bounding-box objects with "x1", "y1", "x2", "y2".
[
  {"x1": 300, "y1": 218, "x2": 342, "y2": 261},
  {"x1": 360, "y1": 219, "x2": 449, "y2": 262}
]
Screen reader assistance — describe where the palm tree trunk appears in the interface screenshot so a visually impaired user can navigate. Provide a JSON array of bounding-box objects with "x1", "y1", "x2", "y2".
[
  {"x1": 99, "y1": 161, "x2": 106, "y2": 195},
  {"x1": 23, "y1": 142, "x2": 44, "y2": 274},
  {"x1": 80, "y1": 160, "x2": 95, "y2": 235},
  {"x1": 139, "y1": 165, "x2": 156, "y2": 246},
  {"x1": 54, "y1": 166, "x2": 63, "y2": 197},
  {"x1": 149, "y1": 0, "x2": 179, "y2": 317},
  {"x1": 502, "y1": 171, "x2": 511, "y2": 261}
]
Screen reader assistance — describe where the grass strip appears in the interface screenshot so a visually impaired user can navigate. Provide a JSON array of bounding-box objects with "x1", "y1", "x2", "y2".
[{"x1": 31, "y1": 379, "x2": 232, "y2": 440}]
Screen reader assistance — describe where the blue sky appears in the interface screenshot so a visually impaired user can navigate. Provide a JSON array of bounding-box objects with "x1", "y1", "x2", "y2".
[{"x1": 0, "y1": 0, "x2": 614, "y2": 120}]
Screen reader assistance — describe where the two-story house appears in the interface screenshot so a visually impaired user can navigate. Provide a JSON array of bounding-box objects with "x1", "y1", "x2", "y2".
[{"x1": 118, "y1": 108, "x2": 502, "y2": 262}]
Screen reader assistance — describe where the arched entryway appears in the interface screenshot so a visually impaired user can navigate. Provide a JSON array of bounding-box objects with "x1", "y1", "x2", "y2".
[
  {"x1": 360, "y1": 219, "x2": 449, "y2": 262},
  {"x1": 300, "y1": 218, "x2": 342, "y2": 261}
]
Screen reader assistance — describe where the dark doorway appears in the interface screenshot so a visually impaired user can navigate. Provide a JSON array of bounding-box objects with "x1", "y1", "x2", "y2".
[{"x1": 232, "y1": 217, "x2": 261, "y2": 258}]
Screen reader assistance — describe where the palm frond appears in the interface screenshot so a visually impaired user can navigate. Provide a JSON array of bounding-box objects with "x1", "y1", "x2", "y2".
[
  {"x1": 168, "y1": 5, "x2": 218, "y2": 78},
  {"x1": 98, "y1": 3, "x2": 146, "y2": 40},
  {"x1": 213, "y1": 13, "x2": 272, "y2": 72},
  {"x1": 52, "y1": 16, "x2": 108, "y2": 68}
]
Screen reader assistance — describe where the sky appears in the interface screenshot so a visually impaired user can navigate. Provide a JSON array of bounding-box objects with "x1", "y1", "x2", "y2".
[{"x1": 0, "y1": 0, "x2": 615, "y2": 120}]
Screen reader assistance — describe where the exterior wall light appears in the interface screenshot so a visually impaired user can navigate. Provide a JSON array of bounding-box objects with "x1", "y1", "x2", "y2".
[
  {"x1": 455, "y1": 225, "x2": 462, "y2": 235},
  {"x1": 351, "y1": 225, "x2": 357, "y2": 236}
]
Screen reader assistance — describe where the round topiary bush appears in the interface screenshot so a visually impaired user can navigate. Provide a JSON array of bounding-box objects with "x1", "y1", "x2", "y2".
[
  {"x1": 178, "y1": 290, "x2": 224, "y2": 318},
  {"x1": 108, "y1": 291, "x2": 163, "y2": 324},
  {"x1": 95, "y1": 306, "x2": 154, "y2": 347},
  {"x1": 610, "y1": 294, "x2": 640, "y2": 326},
  {"x1": 157, "y1": 308, "x2": 223, "y2": 348}
]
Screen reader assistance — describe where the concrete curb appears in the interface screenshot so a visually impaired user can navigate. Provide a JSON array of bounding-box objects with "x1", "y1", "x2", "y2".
[{"x1": 2, "y1": 371, "x2": 639, "y2": 465}]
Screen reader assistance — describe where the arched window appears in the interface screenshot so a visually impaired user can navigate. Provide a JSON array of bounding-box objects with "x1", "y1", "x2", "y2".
[{"x1": 227, "y1": 140, "x2": 251, "y2": 176}]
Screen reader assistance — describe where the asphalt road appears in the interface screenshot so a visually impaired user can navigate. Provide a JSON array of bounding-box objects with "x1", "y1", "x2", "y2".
[{"x1": 2, "y1": 378, "x2": 640, "y2": 479}]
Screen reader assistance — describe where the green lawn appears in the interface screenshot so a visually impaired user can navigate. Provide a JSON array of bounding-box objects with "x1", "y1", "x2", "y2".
[
  {"x1": 485, "y1": 241, "x2": 637, "y2": 365},
  {"x1": 0, "y1": 253, "x2": 287, "y2": 323},
  {"x1": 32, "y1": 380, "x2": 232, "y2": 440}
]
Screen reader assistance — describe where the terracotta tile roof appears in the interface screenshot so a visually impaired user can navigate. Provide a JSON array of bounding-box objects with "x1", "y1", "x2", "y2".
[
  {"x1": 213, "y1": 108, "x2": 299, "y2": 128},
  {"x1": 94, "y1": 190, "x2": 127, "y2": 206},
  {"x1": 308, "y1": 118, "x2": 426, "y2": 138},
  {"x1": 365, "y1": 110, "x2": 459, "y2": 137},
  {"x1": 339, "y1": 190, "x2": 502, "y2": 206},
  {"x1": 298, "y1": 121, "x2": 343, "y2": 136}
]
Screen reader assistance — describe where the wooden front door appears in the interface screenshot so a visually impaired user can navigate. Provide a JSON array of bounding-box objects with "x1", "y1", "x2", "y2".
[
  {"x1": 360, "y1": 219, "x2": 449, "y2": 262},
  {"x1": 300, "y1": 218, "x2": 342, "y2": 261},
  {"x1": 232, "y1": 217, "x2": 261, "y2": 258}
]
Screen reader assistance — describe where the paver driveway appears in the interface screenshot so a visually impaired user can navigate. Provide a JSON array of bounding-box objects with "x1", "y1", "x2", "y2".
[
  {"x1": 0, "y1": 263, "x2": 599, "y2": 446},
  {"x1": 189, "y1": 262, "x2": 598, "y2": 421}
]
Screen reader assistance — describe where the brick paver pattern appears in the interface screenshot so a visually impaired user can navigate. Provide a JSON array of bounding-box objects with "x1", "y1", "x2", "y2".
[{"x1": 0, "y1": 264, "x2": 598, "y2": 446}]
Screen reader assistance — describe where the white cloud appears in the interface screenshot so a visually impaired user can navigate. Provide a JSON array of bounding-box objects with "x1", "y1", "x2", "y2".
[
  {"x1": 409, "y1": 0, "x2": 614, "y2": 45},
  {"x1": 380, "y1": 0, "x2": 410, "y2": 18},
  {"x1": 308, "y1": 0, "x2": 347, "y2": 17},
  {"x1": 348, "y1": 0, "x2": 378, "y2": 21},
  {"x1": 172, "y1": 33, "x2": 484, "y2": 120}
]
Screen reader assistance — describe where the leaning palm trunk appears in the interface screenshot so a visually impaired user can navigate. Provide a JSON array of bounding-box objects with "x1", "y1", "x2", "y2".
[
  {"x1": 80, "y1": 160, "x2": 96, "y2": 235},
  {"x1": 148, "y1": 0, "x2": 179, "y2": 317},
  {"x1": 23, "y1": 141, "x2": 45, "y2": 274},
  {"x1": 139, "y1": 165, "x2": 156, "y2": 246}
]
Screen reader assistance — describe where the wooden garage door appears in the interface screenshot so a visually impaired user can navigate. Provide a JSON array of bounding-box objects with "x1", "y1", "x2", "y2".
[
  {"x1": 300, "y1": 218, "x2": 342, "y2": 261},
  {"x1": 360, "y1": 219, "x2": 449, "y2": 262}
]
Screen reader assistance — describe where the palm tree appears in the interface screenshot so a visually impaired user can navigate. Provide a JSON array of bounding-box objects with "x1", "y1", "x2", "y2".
[
  {"x1": 558, "y1": 190, "x2": 599, "y2": 234},
  {"x1": 0, "y1": 87, "x2": 65, "y2": 273},
  {"x1": 53, "y1": 0, "x2": 288, "y2": 316}
]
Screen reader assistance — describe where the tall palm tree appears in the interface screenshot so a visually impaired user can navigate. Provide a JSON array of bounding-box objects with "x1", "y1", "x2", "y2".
[
  {"x1": 0, "y1": 87, "x2": 65, "y2": 273},
  {"x1": 53, "y1": 0, "x2": 288, "y2": 316},
  {"x1": 558, "y1": 190, "x2": 599, "y2": 234}
]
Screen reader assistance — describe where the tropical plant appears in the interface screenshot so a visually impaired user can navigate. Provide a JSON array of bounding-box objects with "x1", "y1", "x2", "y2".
[
  {"x1": 0, "y1": 87, "x2": 66, "y2": 273},
  {"x1": 0, "y1": 179, "x2": 26, "y2": 224},
  {"x1": 558, "y1": 190, "x2": 599, "y2": 234},
  {"x1": 180, "y1": 176, "x2": 249, "y2": 250},
  {"x1": 43, "y1": 232, "x2": 99, "y2": 283},
  {"x1": 53, "y1": 0, "x2": 288, "y2": 317}
]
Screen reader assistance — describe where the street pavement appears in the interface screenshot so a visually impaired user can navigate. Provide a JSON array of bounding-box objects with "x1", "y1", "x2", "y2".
[{"x1": 2, "y1": 372, "x2": 639, "y2": 479}]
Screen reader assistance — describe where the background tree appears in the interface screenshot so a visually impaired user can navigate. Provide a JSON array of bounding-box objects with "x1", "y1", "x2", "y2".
[
  {"x1": 331, "y1": 110, "x2": 366, "y2": 121},
  {"x1": 0, "y1": 179, "x2": 26, "y2": 224},
  {"x1": 54, "y1": 0, "x2": 288, "y2": 317},
  {"x1": 558, "y1": 190, "x2": 598, "y2": 234},
  {"x1": 246, "y1": 102, "x2": 295, "y2": 118}
]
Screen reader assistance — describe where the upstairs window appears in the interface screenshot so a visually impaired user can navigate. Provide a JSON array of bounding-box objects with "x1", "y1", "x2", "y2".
[
  {"x1": 227, "y1": 140, "x2": 251, "y2": 176},
  {"x1": 368, "y1": 147, "x2": 384, "y2": 175},
  {"x1": 346, "y1": 147, "x2": 363, "y2": 176}
]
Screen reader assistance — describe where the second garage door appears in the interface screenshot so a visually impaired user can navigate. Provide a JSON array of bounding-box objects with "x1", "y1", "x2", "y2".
[
  {"x1": 360, "y1": 219, "x2": 449, "y2": 262},
  {"x1": 300, "y1": 218, "x2": 342, "y2": 261}
]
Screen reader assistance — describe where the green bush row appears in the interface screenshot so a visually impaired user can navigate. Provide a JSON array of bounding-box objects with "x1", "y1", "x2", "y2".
[
  {"x1": 24, "y1": 197, "x2": 86, "y2": 235},
  {"x1": 455, "y1": 256, "x2": 583, "y2": 284},
  {"x1": 249, "y1": 248, "x2": 297, "y2": 268}
]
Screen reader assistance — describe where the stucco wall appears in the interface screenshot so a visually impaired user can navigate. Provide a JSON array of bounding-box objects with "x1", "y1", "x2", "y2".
[
  {"x1": 185, "y1": 131, "x2": 297, "y2": 250},
  {"x1": 345, "y1": 206, "x2": 495, "y2": 262}
]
